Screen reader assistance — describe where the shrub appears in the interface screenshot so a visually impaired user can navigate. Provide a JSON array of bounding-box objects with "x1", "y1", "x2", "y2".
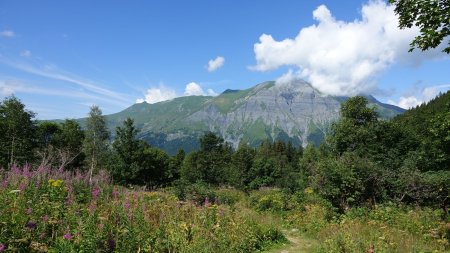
[{"x1": 249, "y1": 188, "x2": 289, "y2": 212}]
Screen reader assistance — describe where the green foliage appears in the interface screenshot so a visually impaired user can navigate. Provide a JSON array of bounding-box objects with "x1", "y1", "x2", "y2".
[
  {"x1": 229, "y1": 142, "x2": 256, "y2": 188},
  {"x1": 111, "y1": 118, "x2": 145, "y2": 184},
  {"x1": 315, "y1": 205, "x2": 449, "y2": 252},
  {"x1": 0, "y1": 166, "x2": 286, "y2": 253},
  {"x1": 54, "y1": 119, "x2": 85, "y2": 169},
  {"x1": 0, "y1": 96, "x2": 37, "y2": 168},
  {"x1": 242, "y1": 140, "x2": 302, "y2": 190},
  {"x1": 167, "y1": 149, "x2": 185, "y2": 183},
  {"x1": 249, "y1": 189, "x2": 289, "y2": 212},
  {"x1": 181, "y1": 132, "x2": 232, "y2": 185},
  {"x1": 394, "y1": 91, "x2": 450, "y2": 171},
  {"x1": 328, "y1": 96, "x2": 378, "y2": 155},
  {"x1": 83, "y1": 105, "x2": 110, "y2": 175},
  {"x1": 390, "y1": 0, "x2": 450, "y2": 53},
  {"x1": 214, "y1": 188, "x2": 246, "y2": 206},
  {"x1": 309, "y1": 153, "x2": 376, "y2": 211},
  {"x1": 35, "y1": 120, "x2": 85, "y2": 169},
  {"x1": 136, "y1": 147, "x2": 170, "y2": 187}
]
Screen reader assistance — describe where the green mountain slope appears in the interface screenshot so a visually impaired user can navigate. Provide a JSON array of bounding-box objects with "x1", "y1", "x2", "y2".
[{"x1": 96, "y1": 80, "x2": 404, "y2": 155}]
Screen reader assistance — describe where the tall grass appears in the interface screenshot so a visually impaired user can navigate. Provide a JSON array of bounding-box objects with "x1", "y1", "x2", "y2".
[{"x1": 0, "y1": 166, "x2": 285, "y2": 252}]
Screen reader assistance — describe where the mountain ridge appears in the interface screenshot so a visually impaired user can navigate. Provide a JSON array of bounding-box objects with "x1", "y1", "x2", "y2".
[{"x1": 78, "y1": 80, "x2": 405, "y2": 155}]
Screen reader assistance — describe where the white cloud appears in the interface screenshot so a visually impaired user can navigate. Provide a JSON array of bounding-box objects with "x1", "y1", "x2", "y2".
[
  {"x1": 0, "y1": 80, "x2": 17, "y2": 96},
  {"x1": 388, "y1": 84, "x2": 450, "y2": 109},
  {"x1": 184, "y1": 82, "x2": 205, "y2": 96},
  {"x1": 0, "y1": 30, "x2": 15, "y2": 37},
  {"x1": 184, "y1": 82, "x2": 218, "y2": 96},
  {"x1": 207, "y1": 88, "x2": 218, "y2": 96},
  {"x1": 207, "y1": 56, "x2": 225, "y2": 72},
  {"x1": 388, "y1": 96, "x2": 423, "y2": 109},
  {"x1": 0, "y1": 79, "x2": 124, "y2": 105},
  {"x1": 136, "y1": 85, "x2": 177, "y2": 104},
  {"x1": 0, "y1": 58, "x2": 130, "y2": 105},
  {"x1": 251, "y1": 0, "x2": 445, "y2": 96},
  {"x1": 136, "y1": 82, "x2": 218, "y2": 104},
  {"x1": 20, "y1": 50, "x2": 32, "y2": 58},
  {"x1": 275, "y1": 69, "x2": 300, "y2": 86}
]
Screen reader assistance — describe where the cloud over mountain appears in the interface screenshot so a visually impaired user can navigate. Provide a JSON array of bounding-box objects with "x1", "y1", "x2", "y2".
[
  {"x1": 136, "y1": 84, "x2": 177, "y2": 104},
  {"x1": 252, "y1": 1, "x2": 444, "y2": 96},
  {"x1": 137, "y1": 82, "x2": 218, "y2": 104}
]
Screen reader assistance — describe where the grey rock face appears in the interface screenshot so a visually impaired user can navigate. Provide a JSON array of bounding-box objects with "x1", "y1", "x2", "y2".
[{"x1": 187, "y1": 80, "x2": 341, "y2": 148}]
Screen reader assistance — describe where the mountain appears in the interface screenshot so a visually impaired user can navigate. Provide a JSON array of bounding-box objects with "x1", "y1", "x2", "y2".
[{"x1": 101, "y1": 80, "x2": 404, "y2": 155}]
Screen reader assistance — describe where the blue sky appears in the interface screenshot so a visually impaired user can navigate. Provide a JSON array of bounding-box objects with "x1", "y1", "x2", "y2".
[{"x1": 0, "y1": 0, "x2": 449, "y2": 119}]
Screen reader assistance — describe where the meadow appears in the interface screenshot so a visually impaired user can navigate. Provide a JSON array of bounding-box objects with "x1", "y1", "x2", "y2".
[
  {"x1": 0, "y1": 166, "x2": 285, "y2": 252},
  {"x1": 1, "y1": 166, "x2": 448, "y2": 252}
]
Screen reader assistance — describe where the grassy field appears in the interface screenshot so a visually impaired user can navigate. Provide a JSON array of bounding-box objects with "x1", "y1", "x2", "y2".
[{"x1": 0, "y1": 167, "x2": 448, "y2": 252}]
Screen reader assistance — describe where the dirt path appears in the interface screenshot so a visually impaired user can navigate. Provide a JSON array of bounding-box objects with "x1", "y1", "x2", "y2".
[{"x1": 265, "y1": 229, "x2": 317, "y2": 253}]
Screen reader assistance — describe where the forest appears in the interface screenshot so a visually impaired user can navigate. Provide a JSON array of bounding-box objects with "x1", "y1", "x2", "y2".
[{"x1": 0, "y1": 93, "x2": 449, "y2": 252}]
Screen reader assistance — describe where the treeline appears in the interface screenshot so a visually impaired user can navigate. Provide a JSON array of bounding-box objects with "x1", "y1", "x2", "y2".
[{"x1": 0, "y1": 95, "x2": 448, "y2": 212}]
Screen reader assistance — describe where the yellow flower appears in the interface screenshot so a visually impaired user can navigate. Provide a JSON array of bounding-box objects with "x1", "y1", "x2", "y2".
[{"x1": 48, "y1": 179, "x2": 64, "y2": 187}]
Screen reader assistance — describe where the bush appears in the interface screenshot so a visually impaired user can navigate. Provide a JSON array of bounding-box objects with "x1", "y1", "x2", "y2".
[
  {"x1": 249, "y1": 188, "x2": 289, "y2": 212},
  {"x1": 214, "y1": 188, "x2": 245, "y2": 206},
  {"x1": 315, "y1": 205, "x2": 449, "y2": 252}
]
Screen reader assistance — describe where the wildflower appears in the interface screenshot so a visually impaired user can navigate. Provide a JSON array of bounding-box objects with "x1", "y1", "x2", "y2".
[
  {"x1": 91, "y1": 187, "x2": 101, "y2": 200},
  {"x1": 1, "y1": 179, "x2": 8, "y2": 188},
  {"x1": 88, "y1": 203, "x2": 96, "y2": 214},
  {"x1": 25, "y1": 221, "x2": 37, "y2": 230},
  {"x1": 19, "y1": 182, "x2": 27, "y2": 192},
  {"x1": 42, "y1": 215, "x2": 49, "y2": 223},
  {"x1": 305, "y1": 187, "x2": 314, "y2": 194},
  {"x1": 23, "y1": 165, "x2": 31, "y2": 178},
  {"x1": 107, "y1": 237, "x2": 116, "y2": 251},
  {"x1": 112, "y1": 190, "x2": 119, "y2": 199},
  {"x1": 0, "y1": 243, "x2": 5, "y2": 252},
  {"x1": 26, "y1": 208, "x2": 33, "y2": 215},
  {"x1": 63, "y1": 233, "x2": 73, "y2": 240},
  {"x1": 204, "y1": 197, "x2": 210, "y2": 206},
  {"x1": 48, "y1": 179, "x2": 63, "y2": 187}
]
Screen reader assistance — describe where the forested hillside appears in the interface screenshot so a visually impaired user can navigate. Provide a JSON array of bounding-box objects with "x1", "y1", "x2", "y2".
[{"x1": 393, "y1": 90, "x2": 450, "y2": 172}]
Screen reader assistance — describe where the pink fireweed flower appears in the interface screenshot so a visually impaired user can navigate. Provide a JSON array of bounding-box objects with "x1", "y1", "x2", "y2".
[
  {"x1": 88, "y1": 203, "x2": 96, "y2": 214},
  {"x1": 0, "y1": 243, "x2": 5, "y2": 252},
  {"x1": 42, "y1": 215, "x2": 49, "y2": 223},
  {"x1": 11, "y1": 165, "x2": 20, "y2": 176},
  {"x1": 26, "y1": 208, "x2": 33, "y2": 215},
  {"x1": 2, "y1": 179, "x2": 8, "y2": 188},
  {"x1": 112, "y1": 190, "x2": 119, "y2": 199},
  {"x1": 63, "y1": 233, "x2": 73, "y2": 240},
  {"x1": 204, "y1": 197, "x2": 210, "y2": 206},
  {"x1": 23, "y1": 165, "x2": 31, "y2": 178},
  {"x1": 19, "y1": 182, "x2": 27, "y2": 192},
  {"x1": 92, "y1": 187, "x2": 101, "y2": 200}
]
